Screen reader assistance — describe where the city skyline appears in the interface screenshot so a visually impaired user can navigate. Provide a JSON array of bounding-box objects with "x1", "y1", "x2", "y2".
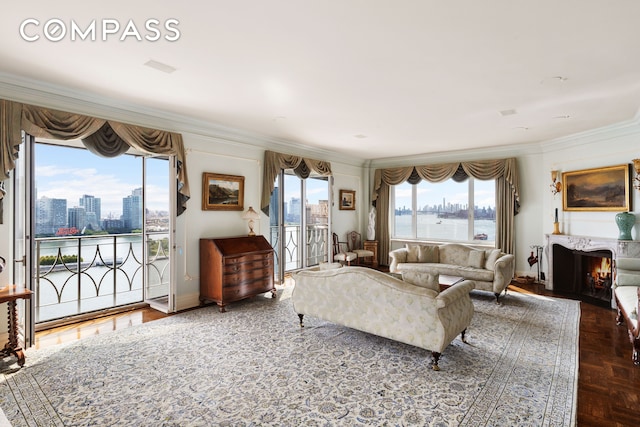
[{"x1": 35, "y1": 142, "x2": 169, "y2": 218}]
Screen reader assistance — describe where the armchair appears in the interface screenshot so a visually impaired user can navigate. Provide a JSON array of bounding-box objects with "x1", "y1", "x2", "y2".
[
  {"x1": 332, "y1": 232, "x2": 356, "y2": 265},
  {"x1": 347, "y1": 231, "x2": 375, "y2": 265}
]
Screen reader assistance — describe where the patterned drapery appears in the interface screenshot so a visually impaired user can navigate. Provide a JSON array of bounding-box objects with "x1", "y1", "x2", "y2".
[
  {"x1": 261, "y1": 150, "x2": 332, "y2": 215},
  {"x1": 0, "y1": 99, "x2": 190, "y2": 217},
  {"x1": 372, "y1": 158, "x2": 520, "y2": 263}
]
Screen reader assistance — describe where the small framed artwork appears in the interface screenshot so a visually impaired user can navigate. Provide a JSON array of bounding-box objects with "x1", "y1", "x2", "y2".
[
  {"x1": 563, "y1": 164, "x2": 631, "y2": 212},
  {"x1": 202, "y1": 172, "x2": 245, "y2": 211},
  {"x1": 339, "y1": 190, "x2": 356, "y2": 210}
]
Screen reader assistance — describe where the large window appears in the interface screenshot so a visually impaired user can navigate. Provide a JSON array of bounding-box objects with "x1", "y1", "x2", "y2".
[{"x1": 392, "y1": 178, "x2": 495, "y2": 243}]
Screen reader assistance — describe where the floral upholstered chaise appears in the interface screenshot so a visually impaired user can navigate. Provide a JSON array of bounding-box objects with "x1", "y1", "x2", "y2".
[{"x1": 291, "y1": 266, "x2": 474, "y2": 370}]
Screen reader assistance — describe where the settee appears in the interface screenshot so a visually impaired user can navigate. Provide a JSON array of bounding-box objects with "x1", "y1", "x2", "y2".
[
  {"x1": 291, "y1": 265, "x2": 475, "y2": 370},
  {"x1": 613, "y1": 257, "x2": 640, "y2": 365},
  {"x1": 389, "y1": 243, "x2": 515, "y2": 302}
]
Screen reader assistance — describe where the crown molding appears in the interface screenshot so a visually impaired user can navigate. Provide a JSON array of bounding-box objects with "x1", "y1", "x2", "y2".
[
  {"x1": 0, "y1": 72, "x2": 368, "y2": 168},
  {"x1": 369, "y1": 140, "x2": 543, "y2": 169},
  {"x1": 540, "y1": 116, "x2": 640, "y2": 152}
]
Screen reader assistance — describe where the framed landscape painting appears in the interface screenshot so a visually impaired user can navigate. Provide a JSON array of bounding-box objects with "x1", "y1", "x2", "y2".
[
  {"x1": 202, "y1": 173, "x2": 244, "y2": 211},
  {"x1": 562, "y1": 164, "x2": 631, "y2": 212},
  {"x1": 339, "y1": 189, "x2": 355, "y2": 210}
]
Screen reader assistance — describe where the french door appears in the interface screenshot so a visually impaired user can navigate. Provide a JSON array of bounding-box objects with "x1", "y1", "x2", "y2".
[
  {"x1": 269, "y1": 170, "x2": 331, "y2": 283},
  {"x1": 13, "y1": 136, "x2": 176, "y2": 338}
]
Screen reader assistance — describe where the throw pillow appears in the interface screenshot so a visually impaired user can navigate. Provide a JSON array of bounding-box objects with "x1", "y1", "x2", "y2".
[
  {"x1": 468, "y1": 249, "x2": 485, "y2": 269},
  {"x1": 406, "y1": 245, "x2": 420, "y2": 263},
  {"x1": 418, "y1": 245, "x2": 439, "y2": 263},
  {"x1": 484, "y1": 249, "x2": 501, "y2": 270},
  {"x1": 401, "y1": 271, "x2": 440, "y2": 292}
]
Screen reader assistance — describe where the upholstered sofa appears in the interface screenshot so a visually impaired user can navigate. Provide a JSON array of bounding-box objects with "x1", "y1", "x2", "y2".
[
  {"x1": 291, "y1": 265, "x2": 475, "y2": 370},
  {"x1": 389, "y1": 243, "x2": 515, "y2": 302},
  {"x1": 613, "y1": 257, "x2": 640, "y2": 365}
]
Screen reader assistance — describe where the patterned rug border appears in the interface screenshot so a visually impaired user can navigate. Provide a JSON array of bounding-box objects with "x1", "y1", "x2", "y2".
[{"x1": 0, "y1": 288, "x2": 580, "y2": 426}]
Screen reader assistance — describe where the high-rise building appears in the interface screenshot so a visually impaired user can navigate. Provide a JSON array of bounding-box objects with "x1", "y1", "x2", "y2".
[
  {"x1": 68, "y1": 207, "x2": 87, "y2": 231},
  {"x1": 35, "y1": 196, "x2": 67, "y2": 236},
  {"x1": 122, "y1": 188, "x2": 143, "y2": 230},
  {"x1": 79, "y1": 194, "x2": 101, "y2": 230}
]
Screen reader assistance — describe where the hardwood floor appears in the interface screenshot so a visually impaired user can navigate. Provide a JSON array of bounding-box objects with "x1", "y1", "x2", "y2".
[
  {"x1": 34, "y1": 307, "x2": 168, "y2": 350},
  {"x1": 34, "y1": 282, "x2": 640, "y2": 426}
]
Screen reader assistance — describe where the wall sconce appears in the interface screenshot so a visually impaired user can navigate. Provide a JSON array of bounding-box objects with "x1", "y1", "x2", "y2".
[
  {"x1": 633, "y1": 159, "x2": 640, "y2": 190},
  {"x1": 242, "y1": 206, "x2": 260, "y2": 236},
  {"x1": 550, "y1": 170, "x2": 562, "y2": 195}
]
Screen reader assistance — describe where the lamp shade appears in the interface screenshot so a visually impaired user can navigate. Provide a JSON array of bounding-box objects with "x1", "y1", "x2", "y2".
[
  {"x1": 242, "y1": 206, "x2": 260, "y2": 220},
  {"x1": 242, "y1": 206, "x2": 260, "y2": 236}
]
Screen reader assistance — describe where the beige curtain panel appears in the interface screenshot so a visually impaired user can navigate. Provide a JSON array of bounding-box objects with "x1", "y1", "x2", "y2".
[
  {"x1": 372, "y1": 158, "x2": 520, "y2": 262},
  {"x1": 0, "y1": 99, "x2": 190, "y2": 216},
  {"x1": 261, "y1": 150, "x2": 332, "y2": 214}
]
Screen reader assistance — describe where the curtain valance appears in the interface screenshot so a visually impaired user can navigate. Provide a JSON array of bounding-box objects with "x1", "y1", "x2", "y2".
[
  {"x1": 261, "y1": 150, "x2": 332, "y2": 214},
  {"x1": 0, "y1": 99, "x2": 190, "y2": 215},
  {"x1": 373, "y1": 159, "x2": 520, "y2": 210},
  {"x1": 372, "y1": 158, "x2": 520, "y2": 257}
]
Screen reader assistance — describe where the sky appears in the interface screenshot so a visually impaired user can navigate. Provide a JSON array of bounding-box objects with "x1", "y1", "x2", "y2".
[
  {"x1": 394, "y1": 179, "x2": 496, "y2": 211},
  {"x1": 35, "y1": 142, "x2": 169, "y2": 218}
]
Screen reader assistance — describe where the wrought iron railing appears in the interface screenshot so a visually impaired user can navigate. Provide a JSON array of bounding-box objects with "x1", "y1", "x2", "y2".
[
  {"x1": 34, "y1": 232, "x2": 169, "y2": 323},
  {"x1": 269, "y1": 224, "x2": 328, "y2": 277}
]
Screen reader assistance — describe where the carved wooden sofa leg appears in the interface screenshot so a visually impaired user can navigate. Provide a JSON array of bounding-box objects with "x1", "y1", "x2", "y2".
[
  {"x1": 431, "y1": 352, "x2": 441, "y2": 371},
  {"x1": 298, "y1": 313, "x2": 304, "y2": 328}
]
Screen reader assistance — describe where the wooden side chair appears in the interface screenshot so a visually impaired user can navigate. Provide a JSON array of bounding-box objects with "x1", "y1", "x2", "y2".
[
  {"x1": 347, "y1": 231, "x2": 375, "y2": 265},
  {"x1": 332, "y1": 232, "x2": 356, "y2": 265}
]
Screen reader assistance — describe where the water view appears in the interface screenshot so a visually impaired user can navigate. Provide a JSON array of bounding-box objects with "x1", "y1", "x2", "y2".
[{"x1": 394, "y1": 213, "x2": 496, "y2": 242}]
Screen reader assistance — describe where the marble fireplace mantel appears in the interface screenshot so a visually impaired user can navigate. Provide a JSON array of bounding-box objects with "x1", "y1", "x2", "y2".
[{"x1": 545, "y1": 234, "x2": 640, "y2": 292}]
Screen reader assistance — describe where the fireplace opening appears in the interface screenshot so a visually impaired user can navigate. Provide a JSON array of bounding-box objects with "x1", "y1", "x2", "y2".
[{"x1": 552, "y1": 244, "x2": 612, "y2": 307}]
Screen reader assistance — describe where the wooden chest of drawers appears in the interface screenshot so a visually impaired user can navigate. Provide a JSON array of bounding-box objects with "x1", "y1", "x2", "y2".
[{"x1": 200, "y1": 235, "x2": 275, "y2": 312}]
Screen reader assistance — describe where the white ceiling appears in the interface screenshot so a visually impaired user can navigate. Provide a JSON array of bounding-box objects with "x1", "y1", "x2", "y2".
[{"x1": 2, "y1": 1, "x2": 640, "y2": 160}]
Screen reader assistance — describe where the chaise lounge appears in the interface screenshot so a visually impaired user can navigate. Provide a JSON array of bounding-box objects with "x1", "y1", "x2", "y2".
[{"x1": 291, "y1": 266, "x2": 475, "y2": 370}]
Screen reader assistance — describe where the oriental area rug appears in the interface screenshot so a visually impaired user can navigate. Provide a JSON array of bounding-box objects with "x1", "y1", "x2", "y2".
[{"x1": 0, "y1": 286, "x2": 579, "y2": 426}]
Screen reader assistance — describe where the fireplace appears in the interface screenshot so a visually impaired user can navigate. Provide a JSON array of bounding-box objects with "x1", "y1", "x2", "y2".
[
  {"x1": 552, "y1": 245, "x2": 612, "y2": 307},
  {"x1": 545, "y1": 234, "x2": 640, "y2": 309}
]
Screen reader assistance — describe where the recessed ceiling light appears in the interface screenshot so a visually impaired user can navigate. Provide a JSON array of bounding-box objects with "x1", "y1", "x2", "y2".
[
  {"x1": 553, "y1": 115, "x2": 571, "y2": 119},
  {"x1": 144, "y1": 60, "x2": 176, "y2": 74},
  {"x1": 553, "y1": 76, "x2": 569, "y2": 82},
  {"x1": 513, "y1": 126, "x2": 529, "y2": 130},
  {"x1": 499, "y1": 109, "x2": 517, "y2": 116},
  {"x1": 354, "y1": 134, "x2": 367, "y2": 139}
]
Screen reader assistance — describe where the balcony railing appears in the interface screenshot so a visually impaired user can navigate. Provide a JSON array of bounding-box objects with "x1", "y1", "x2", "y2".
[
  {"x1": 269, "y1": 224, "x2": 328, "y2": 276},
  {"x1": 34, "y1": 232, "x2": 169, "y2": 323}
]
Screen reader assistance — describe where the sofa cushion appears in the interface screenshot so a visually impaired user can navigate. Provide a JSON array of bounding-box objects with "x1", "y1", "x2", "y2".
[
  {"x1": 617, "y1": 272, "x2": 640, "y2": 287},
  {"x1": 419, "y1": 245, "x2": 439, "y2": 263},
  {"x1": 484, "y1": 249, "x2": 501, "y2": 270},
  {"x1": 406, "y1": 245, "x2": 420, "y2": 262},
  {"x1": 468, "y1": 250, "x2": 485, "y2": 269},
  {"x1": 401, "y1": 271, "x2": 440, "y2": 292},
  {"x1": 398, "y1": 263, "x2": 495, "y2": 282},
  {"x1": 319, "y1": 262, "x2": 343, "y2": 270}
]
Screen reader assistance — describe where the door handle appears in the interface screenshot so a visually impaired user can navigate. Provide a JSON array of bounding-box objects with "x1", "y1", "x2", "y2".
[{"x1": 14, "y1": 255, "x2": 26, "y2": 264}]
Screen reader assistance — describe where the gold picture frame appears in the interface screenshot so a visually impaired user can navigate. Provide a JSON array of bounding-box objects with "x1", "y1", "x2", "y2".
[
  {"x1": 339, "y1": 189, "x2": 356, "y2": 210},
  {"x1": 562, "y1": 164, "x2": 631, "y2": 212},
  {"x1": 202, "y1": 173, "x2": 245, "y2": 211}
]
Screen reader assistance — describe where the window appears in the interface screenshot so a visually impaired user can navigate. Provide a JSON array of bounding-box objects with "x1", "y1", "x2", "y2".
[{"x1": 392, "y1": 178, "x2": 495, "y2": 243}]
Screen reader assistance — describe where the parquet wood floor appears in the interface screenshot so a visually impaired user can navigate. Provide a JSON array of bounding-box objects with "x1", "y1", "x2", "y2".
[{"x1": 35, "y1": 282, "x2": 640, "y2": 426}]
